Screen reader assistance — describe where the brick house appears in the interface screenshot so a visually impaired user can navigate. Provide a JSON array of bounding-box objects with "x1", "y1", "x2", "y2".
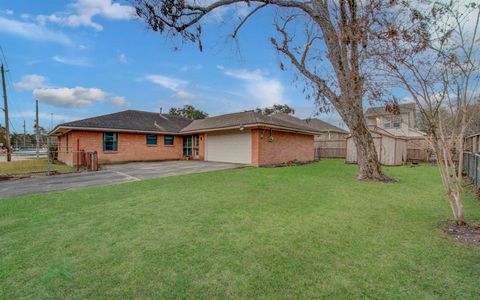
[{"x1": 49, "y1": 110, "x2": 323, "y2": 166}]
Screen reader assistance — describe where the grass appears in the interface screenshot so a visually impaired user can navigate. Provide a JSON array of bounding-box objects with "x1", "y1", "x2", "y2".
[
  {"x1": 1, "y1": 160, "x2": 479, "y2": 299},
  {"x1": 0, "y1": 159, "x2": 75, "y2": 175}
]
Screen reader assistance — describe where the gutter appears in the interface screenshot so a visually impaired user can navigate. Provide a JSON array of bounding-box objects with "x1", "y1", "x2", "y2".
[{"x1": 49, "y1": 126, "x2": 181, "y2": 136}]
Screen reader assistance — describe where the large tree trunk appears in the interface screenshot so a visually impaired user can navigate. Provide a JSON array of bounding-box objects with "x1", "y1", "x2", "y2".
[{"x1": 341, "y1": 106, "x2": 389, "y2": 181}]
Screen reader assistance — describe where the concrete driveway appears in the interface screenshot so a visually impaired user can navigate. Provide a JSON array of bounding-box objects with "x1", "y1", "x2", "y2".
[{"x1": 0, "y1": 161, "x2": 244, "y2": 199}]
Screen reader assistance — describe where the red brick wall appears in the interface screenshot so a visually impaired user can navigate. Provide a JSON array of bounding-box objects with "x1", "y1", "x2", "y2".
[
  {"x1": 251, "y1": 129, "x2": 314, "y2": 166},
  {"x1": 57, "y1": 130, "x2": 183, "y2": 166}
]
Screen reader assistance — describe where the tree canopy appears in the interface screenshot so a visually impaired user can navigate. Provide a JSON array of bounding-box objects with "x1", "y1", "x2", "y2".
[
  {"x1": 169, "y1": 104, "x2": 208, "y2": 120},
  {"x1": 255, "y1": 104, "x2": 295, "y2": 116}
]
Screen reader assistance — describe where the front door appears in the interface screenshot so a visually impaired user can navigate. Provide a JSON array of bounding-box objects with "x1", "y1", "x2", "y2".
[{"x1": 183, "y1": 135, "x2": 200, "y2": 159}]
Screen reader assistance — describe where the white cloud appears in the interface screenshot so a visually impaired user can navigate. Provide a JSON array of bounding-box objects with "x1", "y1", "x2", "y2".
[
  {"x1": 52, "y1": 55, "x2": 90, "y2": 67},
  {"x1": 145, "y1": 74, "x2": 188, "y2": 92},
  {"x1": 118, "y1": 53, "x2": 127, "y2": 63},
  {"x1": 33, "y1": 86, "x2": 128, "y2": 108},
  {"x1": 0, "y1": 17, "x2": 72, "y2": 45},
  {"x1": 14, "y1": 74, "x2": 47, "y2": 91},
  {"x1": 174, "y1": 91, "x2": 198, "y2": 99},
  {"x1": 37, "y1": 0, "x2": 136, "y2": 31},
  {"x1": 179, "y1": 64, "x2": 202, "y2": 72},
  {"x1": 220, "y1": 67, "x2": 285, "y2": 107},
  {"x1": 1, "y1": 9, "x2": 13, "y2": 16},
  {"x1": 110, "y1": 95, "x2": 127, "y2": 106},
  {"x1": 145, "y1": 74, "x2": 200, "y2": 100},
  {"x1": 34, "y1": 87, "x2": 108, "y2": 107}
]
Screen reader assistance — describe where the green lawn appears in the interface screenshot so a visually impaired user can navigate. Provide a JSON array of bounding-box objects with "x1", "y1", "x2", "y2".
[
  {"x1": 1, "y1": 160, "x2": 479, "y2": 299},
  {"x1": 0, "y1": 159, "x2": 75, "y2": 175}
]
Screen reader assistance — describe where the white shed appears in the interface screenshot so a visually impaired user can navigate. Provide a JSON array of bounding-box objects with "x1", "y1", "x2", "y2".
[{"x1": 346, "y1": 126, "x2": 408, "y2": 166}]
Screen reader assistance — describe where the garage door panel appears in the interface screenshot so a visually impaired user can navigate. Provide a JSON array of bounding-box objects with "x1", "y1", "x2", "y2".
[{"x1": 206, "y1": 131, "x2": 251, "y2": 164}]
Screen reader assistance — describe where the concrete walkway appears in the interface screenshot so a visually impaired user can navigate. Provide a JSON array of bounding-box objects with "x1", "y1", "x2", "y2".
[{"x1": 0, "y1": 161, "x2": 244, "y2": 199}]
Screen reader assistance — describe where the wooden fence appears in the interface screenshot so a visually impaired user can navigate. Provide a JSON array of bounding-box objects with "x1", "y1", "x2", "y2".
[
  {"x1": 463, "y1": 152, "x2": 480, "y2": 190},
  {"x1": 315, "y1": 139, "x2": 347, "y2": 159},
  {"x1": 407, "y1": 138, "x2": 430, "y2": 162}
]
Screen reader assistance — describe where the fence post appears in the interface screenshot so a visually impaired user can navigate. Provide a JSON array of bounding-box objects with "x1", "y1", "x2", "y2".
[
  {"x1": 47, "y1": 136, "x2": 51, "y2": 176},
  {"x1": 475, "y1": 155, "x2": 479, "y2": 188},
  {"x1": 76, "y1": 138, "x2": 80, "y2": 172}
]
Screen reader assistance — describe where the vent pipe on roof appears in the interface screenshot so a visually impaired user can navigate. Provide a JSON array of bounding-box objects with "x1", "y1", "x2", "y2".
[{"x1": 159, "y1": 107, "x2": 163, "y2": 114}]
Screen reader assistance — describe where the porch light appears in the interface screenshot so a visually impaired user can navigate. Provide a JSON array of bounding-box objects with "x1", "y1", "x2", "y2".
[{"x1": 239, "y1": 124, "x2": 245, "y2": 131}]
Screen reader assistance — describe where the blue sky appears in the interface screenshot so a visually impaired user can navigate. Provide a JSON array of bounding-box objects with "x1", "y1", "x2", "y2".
[{"x1": 0, "y1": 0, "x2": 348, "y2": 134}]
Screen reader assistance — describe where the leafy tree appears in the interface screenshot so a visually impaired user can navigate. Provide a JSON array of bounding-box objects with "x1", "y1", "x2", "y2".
[
  {"x1": 134, "y1": 0, "x2": 394, "y2": 181},
  {"x1": 169, "y1": 104, "x2": 208, "y2": 120},
  {"x1": 0, "y1": 125, "x2": 5, "y2": 146},
  {"x1": 375, "y1": 1, "x2": 480, "y2": 225},
  {"x1": 255, "y1": 104, "x2": 295, "y2": 116}
]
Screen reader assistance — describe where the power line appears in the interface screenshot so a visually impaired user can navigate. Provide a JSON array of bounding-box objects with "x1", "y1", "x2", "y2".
[{"x1": 0, "y1": 45, "x2": 26, "y2": 134}]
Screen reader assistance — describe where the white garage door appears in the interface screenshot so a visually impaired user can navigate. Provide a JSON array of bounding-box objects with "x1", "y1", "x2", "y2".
[{"x1": 206, "y1": 130, "x2": 252, "y2": 164}]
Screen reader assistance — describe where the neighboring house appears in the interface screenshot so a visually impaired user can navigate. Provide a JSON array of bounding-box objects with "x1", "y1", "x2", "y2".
[
  {"x1": 49, "y1": 110, "x2": 322, "y2": 166},
  {"x1": 365, "y1": 103, "x2": 425, "y2": 137},
  {"x1": 273, "y1": 114, "x2": 349, "y2": 158},
  {"x1": 364, "y1": 103, "x2": 430, "y2": 162}
]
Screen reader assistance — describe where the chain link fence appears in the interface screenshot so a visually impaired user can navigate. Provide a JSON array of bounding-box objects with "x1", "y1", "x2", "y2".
[{"x1": 463, "y1": 152, "x2": 480, "y2": 190}]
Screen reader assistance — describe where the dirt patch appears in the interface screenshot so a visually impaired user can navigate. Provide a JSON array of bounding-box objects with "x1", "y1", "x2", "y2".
[{"x1": 444, "y1": 224, "x2": 480, "y2": 249}]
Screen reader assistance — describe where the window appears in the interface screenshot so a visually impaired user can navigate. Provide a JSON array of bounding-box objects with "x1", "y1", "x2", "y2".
[
  {"x1": 164, "y1": 135, "x2": 174, "y2": 146},
  {"x1": 146, "y1": 134, "x2": 158, "y2": 145},
  {"x1": 103, "y1": 132, "x2": 118, "y2": 151},
  {"x1": 383, "y1": 117, "x2": 391, "y2": 129},
  {"x1": 393, "y1": 116, "x2": 401, "y2": 128}
]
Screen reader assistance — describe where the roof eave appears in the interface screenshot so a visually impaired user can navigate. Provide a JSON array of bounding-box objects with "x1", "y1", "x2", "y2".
[{"x1": 181, "y1": 122, "x2": 321, "y2": 135}]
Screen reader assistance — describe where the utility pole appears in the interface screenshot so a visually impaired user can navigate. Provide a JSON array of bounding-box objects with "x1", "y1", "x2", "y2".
[
  {"x1": 1, "y1": 64, "x2": 11, "y2": 162},
  {"x1": 35, "y1": 99, "x2": 39, "y2": 159},
  {"x1": 23, "y1": 120, "x2": 26, "y2": 149}
]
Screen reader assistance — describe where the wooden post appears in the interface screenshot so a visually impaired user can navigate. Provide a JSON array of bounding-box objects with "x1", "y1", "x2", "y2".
[
  {"x1": 47, "y1": 136, "x2": 51, "y2": 176},
  {"x1": 473, "y1": 135, "x2": 478, "y2": 153},
  {"x1": 1, "y1": 64, "x2": 11, "y2": 162},
  {"x1": 76, "y1": 138, "x2": 80, "y2": 172},
  {"x1": 35, "y1": 99, "x2": 40, "y2": 159}
]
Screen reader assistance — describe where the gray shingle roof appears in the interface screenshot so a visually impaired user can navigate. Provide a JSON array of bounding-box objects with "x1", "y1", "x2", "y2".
[
  {"x1": 273, "y1": 113, "x2": 348, "y2": 134},
  {"x1": 180, "y1": 111, "x2": 322, "y2": 134},
  {"x1": 51, "y1": 110, "x2": 345, "y2": 136},
  {"x1": 365, "y1": 103, "x2": 416, "y2": 117},
  {"x1": 304, "y1": 118, "x2": 348, "y2": 133},
  {"x1": 53, "y1": 110, "x2": 192, "y2": 133}
]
